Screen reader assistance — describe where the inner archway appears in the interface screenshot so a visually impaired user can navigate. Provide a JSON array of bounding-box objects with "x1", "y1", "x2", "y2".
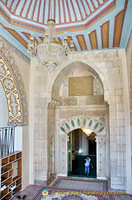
[
  {"x1": 51, "y1": 61, "x2": 109, "y2": 180},
  {"x1": 68, "y1": 128, "x2": 96, "y2": 178}
]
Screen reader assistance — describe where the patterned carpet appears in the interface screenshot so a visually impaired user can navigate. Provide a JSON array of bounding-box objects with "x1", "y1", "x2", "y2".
[
  {"x1": 12, "y1": 177, "x2": 132, "y2": 200},
  {"x1": 35, "y1": 189, "x2": 109, "y2": 200},
  {"x1": 50, "y1": 177, "x2": 108, "y2": 191}
]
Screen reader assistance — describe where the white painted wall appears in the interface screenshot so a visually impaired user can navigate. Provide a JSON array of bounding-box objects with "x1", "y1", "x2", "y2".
[
  {"x1": 0, "y1": 82, "x2": 8, "y2": 127},
  {"x1": 14, "y1": 126, "x2": 22, "y2": 151}
]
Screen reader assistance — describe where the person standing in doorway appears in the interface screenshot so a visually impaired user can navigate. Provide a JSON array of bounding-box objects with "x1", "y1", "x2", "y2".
[{"x1": 84, "y1": 157, "x2": 91, "y2": 176}]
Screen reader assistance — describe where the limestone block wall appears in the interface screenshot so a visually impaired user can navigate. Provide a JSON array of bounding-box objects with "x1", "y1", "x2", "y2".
[
  {"x1": 107, "y1": 57, "x2": 126, "y2": 189},
  {"x1": 33, "y1": 63, "x2": 49, "y2": 185},
  {"x1": 47, "y1": 105, "x2": 56, "y2": 178},
  {"x1": 96, "y1": 135, "x2": 106, "y2": 178},
  {"x1": 30, "y1": 49, "x2": 129, "y2": 190},
  {"x1": 126, "y1": 33, "x2": 132, "y2": 194}
]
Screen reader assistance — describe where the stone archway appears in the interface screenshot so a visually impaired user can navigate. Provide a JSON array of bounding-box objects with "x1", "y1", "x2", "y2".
[
  {"x1": 51, "y1": 61, "x2": 105, "y2": 99},
  {"x1": 48, "y1": 57, "x2": 109, "y2": 99},
  {"x1": 48, "y1": 60, "x2": 110, "y2": 180},
  {"x1": 0, "y1": 39, "x2": 28, "y2": 125},
  {"x1": 55, "y1": 116, "x2": 109, "y2": 179},
  {"x1": 32, "y1": 57, "x2": 110, "y2": 185},
  {"x1": 67, "y1": 128, "x2": 97, "y2": 177}
]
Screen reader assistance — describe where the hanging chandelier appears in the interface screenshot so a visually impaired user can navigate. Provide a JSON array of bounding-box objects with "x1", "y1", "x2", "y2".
[{"x1": 28, "y1": 19, "x2": 74, "y2": 72}]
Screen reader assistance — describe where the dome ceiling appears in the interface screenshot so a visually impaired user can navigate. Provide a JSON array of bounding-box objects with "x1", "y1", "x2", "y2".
[{"x1": 0, "y1": 0, "x2": 131, "y2": 58}]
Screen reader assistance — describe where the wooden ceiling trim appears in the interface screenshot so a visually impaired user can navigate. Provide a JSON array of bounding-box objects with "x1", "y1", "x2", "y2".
[
  {"x1": 70, "y1": 0, "x2": 78, "y2": 21},
  {"x1": 58, "y1": 0, "x2": 61, "y2": 24},
  {"x1": 86, "y1": 0, "x2": 92, "y2": 14},
  {"x1": 25, "y1": 0, "x2": 32, "y2": 19},
  {"x1": 113, "y1": 0, "x2": 128, "y2": 47},
  {"x1": 89, "y1": 30, "x2": 98, "y2": 49},
  {"x1": 80, "y1": 0, "x2": 88, "y2": 17},
  {"x1": 20, "y1": 0, "x2": 26, "y2": 17},
  {"x1": 42, "y1": 0, "x2": 46, "y2": 24},
  {"x1": 113, "y1": 10, "x2": 125, "y2": 47},
  {"x1": 48, "y1": 0, "x2": 51, "y2": 20},
  {"x1": 54, "y1": 0, "x2": 56, "y2": 21},
  {"x1": 22, "y1": 32, "x2": 31, "y2": 40},
  {"x1": 66, "y1": 0, "x2": 72, "y2": 23},
  {"x1": 5, "y1": 28, "x2": 28, "y2": 48},
  {"x1": 91, "y1": 0, "x2": 96, "y2": 10},
  {"x1": 76, "y1": 34, "x2": 87, "y2": 50},
  {"x1": 13, "y1": 0, "x2": 21, "y2": 14},
  {"x1": 22, "y1": 32, "x2": 39, "y2": 44},
  {"x1": 67, "y1": 36, "x2": 77, "y2": 51},
  {"x1": 96, "y1": 0, "x2": 101, "y2": 6},
  {"x1": 37, "y1": 0, "x2": 42, "y2": 22},
  {"x1": 31, "y1": 0, "x2": 38, "y2": 20},
  {"x1": 76, "y1": 0, "x2": 83, "y2": 20},
  {"x1": 39, "y1": 36, "x2": 44, "y2": 41},
  {"x1": 101, "y1": 21, "x2": 109, "y2": 48},
  {"x1": 62, "y1": 0, "x2": 66, "y2": 23},
  {"x1": 9, "y1": 0, "x2": 14, "y2": 11}
]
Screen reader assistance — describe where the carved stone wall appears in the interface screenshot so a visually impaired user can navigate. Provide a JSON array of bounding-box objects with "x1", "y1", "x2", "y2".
[
  {"x1": 96, "y1": 135, "x2": 106, "y2": 178},
  {"x1": 49, "y1": 96, "x2": 104, "y2": 107},
  {"x1": 54, "y1": 104, "x2": 109, "y2": 178},
  {"x1": 30, "y1": 49, "x2": 128, "y2": 191}
]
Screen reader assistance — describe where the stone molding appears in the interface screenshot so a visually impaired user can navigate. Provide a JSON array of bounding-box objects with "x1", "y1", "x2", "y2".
[{"x1": 48, "y1": 96, "x2": 105, "y2": 108}]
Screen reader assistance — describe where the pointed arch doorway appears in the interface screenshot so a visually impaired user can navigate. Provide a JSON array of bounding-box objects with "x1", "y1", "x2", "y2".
[
  {"x1": 68, "y1": 128, "x2": 96, "y2": 178},
  {"x1": 55, "y1": 116, "x2": 109, "y2": 180}
]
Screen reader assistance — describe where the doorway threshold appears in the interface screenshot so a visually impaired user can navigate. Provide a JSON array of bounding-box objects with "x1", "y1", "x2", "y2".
[{"x1": 68, "y1": 174, "x2": 96, "y2": 179}]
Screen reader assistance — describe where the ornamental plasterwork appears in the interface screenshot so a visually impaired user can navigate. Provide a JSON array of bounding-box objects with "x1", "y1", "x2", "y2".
[
  {"x1": 0, "y1": 36, "x2": 30, "y2": 64},
  {"x1": 59, "y1": 116, "x2": 105, "y2": 135},
  {"x1": 0, "y1": 39, "x2": 28, "y2": 125},
  {"x1": 0, "y1": 58, "x2": 22, "y2": 123}
]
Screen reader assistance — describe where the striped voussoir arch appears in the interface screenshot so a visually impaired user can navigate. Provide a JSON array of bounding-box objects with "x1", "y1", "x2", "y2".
[{"x1": 60, "y1": 117, "x2": 105, "y2": 135}]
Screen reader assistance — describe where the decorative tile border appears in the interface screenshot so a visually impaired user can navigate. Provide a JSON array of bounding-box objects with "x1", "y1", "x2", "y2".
[
  {"x1": 0, "y1": 38, "x2": 28, "y2": 125},
  {"x1": 59, "y1": 117, "x2": 105, "y2": 135}
]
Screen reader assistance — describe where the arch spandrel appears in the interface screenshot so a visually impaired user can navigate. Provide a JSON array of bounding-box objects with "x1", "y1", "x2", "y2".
[
  {"x1": 58, "y1": 117, "x2": 105, "y2": 136},
  {"x1": 0, "y1": 39, "x2": 28, "y2": 125}
]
